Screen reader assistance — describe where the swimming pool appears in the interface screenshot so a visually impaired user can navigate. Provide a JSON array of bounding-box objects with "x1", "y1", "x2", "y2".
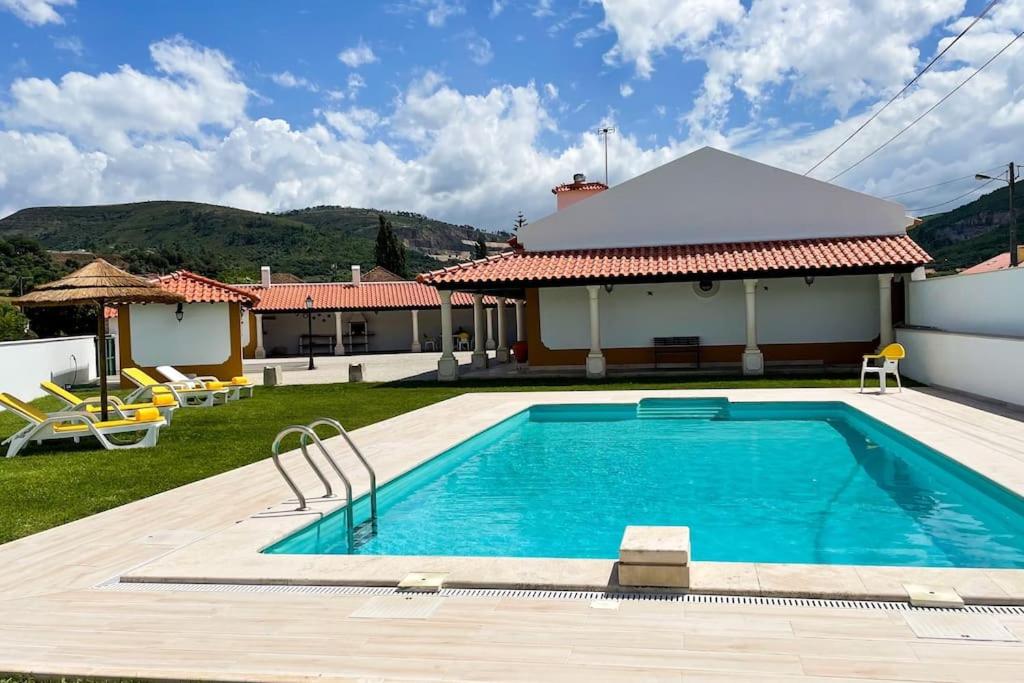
[{"x1": 266, "y1": 399, "x2": 1024, "y2": 568}]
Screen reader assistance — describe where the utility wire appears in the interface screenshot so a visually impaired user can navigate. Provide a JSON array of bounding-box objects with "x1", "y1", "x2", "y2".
[
  {"x1": 829, "y1": 28, "x2": 1024, "y2": 182},
  {"x1": 907, "y1": 177, "x2": 998, "y2": 213},
  {"x1": 882, "y1": 164, "x2": 1006, "y2": 198},
  {"x1": 804, "y1": 0, "x2": 1000, "y2": 177}
]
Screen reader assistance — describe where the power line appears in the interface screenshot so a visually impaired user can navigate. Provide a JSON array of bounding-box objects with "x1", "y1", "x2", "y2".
[
  {"x1": 882, "y1": 164, "x2": 1006, "y2": 199},
  {"x1": 906, "y1": 177, "x2": 998, "y2": 213},
  {"x1": 829, "y1": 28, "x2": 1024, "y2": 182},
  {"x1": 804, "y1": 0, "x2": 1000, "y2": 177}
]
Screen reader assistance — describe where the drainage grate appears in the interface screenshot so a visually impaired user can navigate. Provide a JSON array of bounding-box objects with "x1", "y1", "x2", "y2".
[
  {"x1": 904, "y1": 612, "x2": 1019, "y2": 641},
  {"x1": 96, "y1": 579, "x2": 1024, "y2": 614}
]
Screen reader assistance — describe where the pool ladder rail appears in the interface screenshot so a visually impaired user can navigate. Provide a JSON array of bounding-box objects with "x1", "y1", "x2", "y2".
[{"x1": 270, "y1": 418, "x2": 378, "y2": 547}]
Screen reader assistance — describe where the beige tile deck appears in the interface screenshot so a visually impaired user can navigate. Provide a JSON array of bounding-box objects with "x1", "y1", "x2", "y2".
[{"x1": 0, "y1": 387, "x2": 1023, "y2": 681}]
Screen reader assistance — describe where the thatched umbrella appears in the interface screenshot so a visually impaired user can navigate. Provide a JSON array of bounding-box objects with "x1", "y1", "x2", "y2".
[{"x1": 14, "y1": 259, "x2": 185, "y2": 420}]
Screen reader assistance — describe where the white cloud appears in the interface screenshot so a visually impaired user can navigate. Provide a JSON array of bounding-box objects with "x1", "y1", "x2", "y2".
[
  {"x1": 543, "y1": 82, "x2": 559, "y2": 99},
  {"x1": 597, "y1": 0, "x2": 744, "y2": 78},
  {"x1": 619, "y1": 82, "x2": 633, "y2": 98},
  {"x1": 51, "y1": 34, "x2": 83, "y2": 56},
  {"x1": 391, "y1": 0, "x2": 465, "y2": 27},
  {"x1": 1, "y1": 0, "x2": 74, "y2": 26},
  {"x1": 323, "y1": 107, "x2": 380, "y2": 140},
  {"x1": 337, "y1": 39, "x2": 377, "y2": 68},
  {"x1": 347, "y1": 73, "x2": 366, "y2": 98},
  {"x1": 490, "y1": 0, "x2": 505, "y2": 18},
  {"x1": 465, "y1": 33, "x2": 494, "y2": 65},
  {"x1": 325, "y1": 89, "x2": 346, "y2": 101},
  {"x1": 270, "y1": 70, "x2": 317, "y2": 92},
  {"x1": 533, "y1": 0, "x2": 554, "y2": 19}
]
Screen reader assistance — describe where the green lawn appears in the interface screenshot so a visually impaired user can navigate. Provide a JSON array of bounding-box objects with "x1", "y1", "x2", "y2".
[{"x1": 0, "y1": 375, "x2": 865, "y2": 544}]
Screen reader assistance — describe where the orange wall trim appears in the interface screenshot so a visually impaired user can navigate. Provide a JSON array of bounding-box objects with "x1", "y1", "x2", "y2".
[
  {"x1": 524, "y1": 287, "x2": 875, "y2": 367},
  {"x1": 117, "y1": 302, "x2": 245, "y2": 382}
]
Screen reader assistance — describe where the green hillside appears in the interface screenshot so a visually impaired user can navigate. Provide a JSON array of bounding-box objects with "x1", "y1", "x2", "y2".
[
  {"x1": 909, "y1": 184, "x2": 1016, "y2": 272},
  {"x1": 0, "y1": 201, "x2": 505, "y2": 282}
]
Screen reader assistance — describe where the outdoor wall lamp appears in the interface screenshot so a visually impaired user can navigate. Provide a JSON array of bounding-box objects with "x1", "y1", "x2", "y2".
[
  {"x1": 603, "y1": 283, "x2": 615, "y2": 293},
  {"x1": 174, "y1": 303, "x2": 184, "y2": 322},
  {"x1": 803, "y1": 275, "x2": 815, "y2": 286}
]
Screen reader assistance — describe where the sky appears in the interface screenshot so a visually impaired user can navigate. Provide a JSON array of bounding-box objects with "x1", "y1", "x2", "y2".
[{"x1": 1, "y1": 0, "x2": 1022, "y2": 230}]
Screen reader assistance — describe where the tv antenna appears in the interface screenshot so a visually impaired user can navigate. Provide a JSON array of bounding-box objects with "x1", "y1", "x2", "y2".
[{"x1": 597, "y1": 126, "x2": 615, "y2": 185}]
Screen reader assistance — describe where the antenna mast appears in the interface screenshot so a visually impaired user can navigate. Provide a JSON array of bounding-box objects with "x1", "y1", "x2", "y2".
[{"x1": 597, "y1": 126, "x2": 615, "y2": 185}]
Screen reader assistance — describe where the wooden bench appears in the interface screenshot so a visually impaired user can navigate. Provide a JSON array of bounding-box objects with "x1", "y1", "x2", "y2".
[{"x1": 653, "y1": 336, "x2": 701, "y2": 369}]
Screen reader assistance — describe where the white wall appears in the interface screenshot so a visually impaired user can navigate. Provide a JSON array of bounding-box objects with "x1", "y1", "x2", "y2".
[
  {"x1": 0, "y1": 336, "x2": 97, "y2": 400},
  {"x1": 130, "y1": 303, "x2": 231, "y2": 366},
  {"x1": 897, "y1": 328, "x2": 1024, "y2": 407},
  {"x1": 539, "y1": 275, "x2": 879, "y2": 349},
  {"x1": 520, "y1": 147, "x2": 908, "y2": 251},
  {"x1": 907, "y1": 268, "x2": 1024, "y2": 336}
]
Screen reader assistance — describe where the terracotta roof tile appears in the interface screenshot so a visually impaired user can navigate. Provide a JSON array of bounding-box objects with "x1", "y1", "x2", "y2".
[
  {"x1": 240, "y1": 281, "x2": 499, "y2": 312},
  {"x1": 153, "y1": 271, "x2": 260, "y2": 306},
  {"x1": 959, "y1": 251, "x2": 1022, "y2": 275},
  {"x1": 361, "y1": 266, "x2": 405, "y2": 282},
  {"x1": 551, "y1": 181, "x2": 609, "y2": 194},
  {"x1": 418, "y1": 235, "x2": 931, "y2": 287}
]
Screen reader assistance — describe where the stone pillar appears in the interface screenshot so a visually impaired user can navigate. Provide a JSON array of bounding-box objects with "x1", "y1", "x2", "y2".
[
  {"x1": 410, "y1": 309, "x2": 421, "y2": 352},
  {"x1": 254, "y1": 313, "x2": 266, "y2": 359},
  {"x1": 495, "y1": 297, "x2": 509, "y2": 362},
  {"x1": 878, "y1": 273, "x2": 894, "y2": 349},
  {"x1": 515, "y1": 299, "x2": 526, "y2": 342},
  {"x1": 437, "y1": 291, "x2": 459, "y2": 381},
  {"x1": 471, "y1": 293, "x2": 488, "y2": 369},
  {"x1": 585, "y1": 285, "x2": 606, "y2": 379},
  {"x1": 742, "y1": 279, "x2": 764, "y2": 376},
  {"x1": 485, "y1": 307, "x2": 496, "y2": 350},
  {"x1": 333, "y1": 312, "x2": 345, "y2": 355}
]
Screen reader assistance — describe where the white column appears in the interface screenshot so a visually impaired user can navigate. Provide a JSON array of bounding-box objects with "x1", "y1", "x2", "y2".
[
  {"x1": 437, "y1": 291, "x2": 459, "y2": 381},
  {"x1": 495, "y1": 297, "x2": 509, "y2": 362},
  {"x1": 485, "y1": 307, "x2": 496, "y2": 350},
  {"x1": 742, "y1": 279, "x2": 764, "y2": 376},
  {"x1": 471, "y1": 293, "x2": 488, "y2": 369},
  {"x1": 410, "y1": 309, "x2": 421, "y2": 352},
  {"x1": 254, "y1": 313, "x2": 266, "y2": 359},
  {"x1": 878, "y1": 273, "x2": 894, "y2": 349},
  {"x1": 515, "y1": 299, "x2": 526, "y2": 342},
  {"x1": 333, "y1": 312, "x2": 345, "y2": 355},
  {"x1": 585, "y1": 285, "x2": 606, "y2": 379}
]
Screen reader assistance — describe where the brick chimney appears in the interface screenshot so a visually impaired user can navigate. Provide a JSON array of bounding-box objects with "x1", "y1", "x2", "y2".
[
  {"x1": 551, "y1": 172, "x2": 608, "y2": 211},
  {"x1": 260, "y1": 265, "x2": 271, "y2": 288}
]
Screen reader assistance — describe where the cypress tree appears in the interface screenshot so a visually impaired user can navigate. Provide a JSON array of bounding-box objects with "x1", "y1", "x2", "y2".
[{"x1": 374, "y1": 214, "x2": 407, "y2": 277}]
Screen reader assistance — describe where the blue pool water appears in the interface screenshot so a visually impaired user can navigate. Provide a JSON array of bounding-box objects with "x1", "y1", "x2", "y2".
[{"x1": 266, "y1": 400, "x2": 1024, "y2": 567}]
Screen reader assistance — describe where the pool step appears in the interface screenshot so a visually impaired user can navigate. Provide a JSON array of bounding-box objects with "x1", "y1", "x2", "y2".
[{"x1": 636, "y1": 398, "x2": 729, "y2": 420}]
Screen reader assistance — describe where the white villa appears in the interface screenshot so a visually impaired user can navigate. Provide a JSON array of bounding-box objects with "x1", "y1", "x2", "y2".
[{"x1": 419, "y1": 147, "x2": 931, "y2": 380}]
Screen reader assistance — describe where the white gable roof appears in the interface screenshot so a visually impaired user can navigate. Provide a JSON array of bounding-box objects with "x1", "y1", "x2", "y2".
[{"x1": 519, "y1": 147, "x2": 909, "y2": 252}]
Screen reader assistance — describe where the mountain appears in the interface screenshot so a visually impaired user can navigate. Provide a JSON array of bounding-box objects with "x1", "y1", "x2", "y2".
[
  {"x1": 909, "y1": 184, "x2": 1017, "y2": 273},
  {"x1": 0, "y1": 201, "x2": 509, "y2": 283}
]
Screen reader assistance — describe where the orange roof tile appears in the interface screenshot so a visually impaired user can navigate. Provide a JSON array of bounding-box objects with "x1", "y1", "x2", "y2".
[
  {"x1": 551, "y1": 181, "x2": 609, "y2": 194},
  {"x1": 959, "y1": 251, "x2": 1022, "y2": 275},
  {"x1": 240, "y1": 281, "x2": 500, "y2": 312},
  {"x1": 153, "y1": 271, "x2": 260, "y2": 306},
  {"x1": 418, "y1": 234, "x2": 931, "y2": 287}
]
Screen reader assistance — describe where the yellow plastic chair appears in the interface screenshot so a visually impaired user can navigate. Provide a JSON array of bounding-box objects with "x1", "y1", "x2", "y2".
[
  {"x1": 121, "y1": 367, "x2": 229, "y2": 407},
  {"x1": 860, "y1": 343, "x2": 905, "y2": 394},
  {"x1": 155, "y1": 365, "x2": 254, "y2": 400},
  {"x1": 0, "y1": 392, "x2": 165, "y2": 457},
  {"x1": 40, "y1": 381, "x2": 179, "y2": 424}
]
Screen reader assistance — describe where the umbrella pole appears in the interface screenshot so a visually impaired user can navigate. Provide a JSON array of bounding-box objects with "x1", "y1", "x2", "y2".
[{"x1": 96, "y1": 302, "x2": 109, "y2": 421}]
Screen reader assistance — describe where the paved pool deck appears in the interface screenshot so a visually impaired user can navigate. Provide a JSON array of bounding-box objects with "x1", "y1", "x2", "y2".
[{"x1": 2, "y1": 387, "x2": 1024, "y2": 681}]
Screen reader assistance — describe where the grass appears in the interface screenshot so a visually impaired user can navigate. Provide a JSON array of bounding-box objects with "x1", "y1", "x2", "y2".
[{"x1": 0, "y1": 374, "x2": 866, "y2": 544}]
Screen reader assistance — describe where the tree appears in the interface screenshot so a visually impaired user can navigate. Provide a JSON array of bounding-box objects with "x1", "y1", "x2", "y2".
[
  {"x1": 374, "y1": 214, "x2": 407, "y2": 277},
  {"x1": 473, "y1": 237, "x2": 488, "y2": 259},
  {"x1": 513, "y1": 211, "x2": 527, "y2": 232},
  {"x1": 0, "y1": 301, "x2": 33, "y2": 342}
]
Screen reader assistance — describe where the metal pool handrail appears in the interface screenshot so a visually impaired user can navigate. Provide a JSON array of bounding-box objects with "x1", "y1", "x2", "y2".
[
  {"x1": 303, "y1": 417, "x2": 378, "y2": 523},
  {"x1": 270, "y1": 425, "x2": 335, "y2": 511}
]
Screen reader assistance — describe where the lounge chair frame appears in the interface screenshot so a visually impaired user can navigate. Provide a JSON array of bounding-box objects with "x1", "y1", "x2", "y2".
[
  {"x1": 41, "y1": 382, "x2": 178, "y2": 424},
  {"x1": 1, "y1": 405, "x2": 165, "y2": 457},
  {"x1": 122, "y1": 368, "x2": 229, "y2": 407}
]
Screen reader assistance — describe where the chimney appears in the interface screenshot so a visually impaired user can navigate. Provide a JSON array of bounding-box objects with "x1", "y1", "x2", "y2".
[
  {"x1": 551, "y1": 172, "x2": 608, "y2": 211},
  {"x1": 260, "y1": 266, "x2": 271, "y2": 288},
  {"x1": 351, "y1": 264, "x2": 361, "y2": 286}
]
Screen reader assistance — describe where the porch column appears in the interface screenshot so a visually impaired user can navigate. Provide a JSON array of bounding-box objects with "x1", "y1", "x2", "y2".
[
  {"x1": 485, "y1": 307, "x2": 496, "y2": 350},
  {"x1": 410, "y1": 309, "x2": 421, "y2": 352},
  {"x1": 515, "y1": 299, "x2": 525, "y2": 341},
  {"x1": 472, "y1": 293, "x2": 488, "y2": 369},
  {"x1": 742, "y1": 279, "x2": 764, "y2": 376},
  {"x1": 878, "y1": 273, "x2": 894, "y2": 349},
  {"x1": 437, "y1": 291, "x2": 459, "y2": 381},
  {"x1": 254, "y1": 313, "x2": 266, "y2": 359},
  {"x1": 333, "y1": 312, "x2": 345, "y2": 355},
  {"x1": 585, "y1": 285, "x2": 606, "y2": 379},
  {"x1": 495, "y1": 297, "x2": 509, "y2": 362}
]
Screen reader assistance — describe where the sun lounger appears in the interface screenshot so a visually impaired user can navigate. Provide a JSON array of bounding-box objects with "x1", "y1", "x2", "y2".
[
  {"x1": 121, "y1": 367, "x2": 229, "y2": 407},
  {"x1": 155, "y1": 365, "x2": 254, "y2": 400},
  {"x1": 0, "y1": 392, "x2": 166, "y2": 457},
  {"x1": 41, "y1": 381, "x2": 179, "y2": 424}
]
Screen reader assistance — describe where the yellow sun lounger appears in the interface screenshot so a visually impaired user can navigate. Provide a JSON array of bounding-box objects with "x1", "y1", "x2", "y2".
[
  {"x1": 155, "y1": 365, "x2": 254, "y2": 400},
  {"x1": 121, "y1": 367, "x2": 229, "y2": 408},
  {"x1": 40, "y1": 381, "x2": 179, "y2": 424},
  {"x1": 0, "y1": 392, "x2": 166, "y2": 457}
]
